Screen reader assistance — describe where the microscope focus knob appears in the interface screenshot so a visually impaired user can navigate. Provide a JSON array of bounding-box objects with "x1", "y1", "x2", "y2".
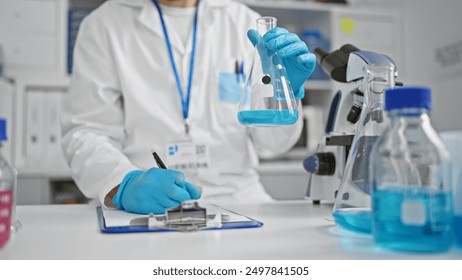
[
  {"x1": 303, "y1": 152, "x2": 336, "y2": 176},
  {"x1": 347, "y1": 104, "x2": 362, "y2": 124}
]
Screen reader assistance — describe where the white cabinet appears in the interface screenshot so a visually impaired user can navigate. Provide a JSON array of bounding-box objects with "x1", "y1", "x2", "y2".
[
  {"x1": 0, "y1": 0, "x2": 67, "y2": 76},
  {"x1": 0, "y1": 0, "x2": 57, "y2": 32},
  {"x1": 13, "y1": 75, "x2": 70, "y2": 177},
  {"x1": 12, "y1": 75, "x2": 74, "y2": 205},
  {"x1": 0, "y1": 0, "x2": 105, "y2": 204},
  {"x1": 0, "y1": 0, "x2": 106, "y2": 77},
  {"x1": 330, "y1": 11, "x2": 401, "y2": 65}
]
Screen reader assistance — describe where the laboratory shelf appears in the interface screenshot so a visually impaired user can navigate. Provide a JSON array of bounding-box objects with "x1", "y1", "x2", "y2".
[
  {"x1": 238, "y1": 0, "x2": 341, "y2": 12},
  {"x1": 16, "y1": 167, "x2": 71, "y2": 180},
  {"x1": 239, "y1": 0, "x2": 396, "y2": 14}
]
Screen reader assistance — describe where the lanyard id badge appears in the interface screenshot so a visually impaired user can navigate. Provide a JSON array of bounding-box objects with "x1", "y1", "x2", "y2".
[
  {"x1": 152, "y1": 0, "x2": 200, "y2": 136},
  {"x1": 165, "y1": 141, "x2": 210, "y2": 175}
]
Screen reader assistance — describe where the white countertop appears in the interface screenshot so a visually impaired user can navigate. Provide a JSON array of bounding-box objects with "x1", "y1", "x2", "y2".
[{"x1": 0, "y1": 201, "x2": 461, "y2": 260}]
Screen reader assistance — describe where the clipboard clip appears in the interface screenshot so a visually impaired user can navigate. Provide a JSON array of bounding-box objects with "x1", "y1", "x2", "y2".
[
  {"x1": 145, "y1": 200, "x2": 230, "y2": 232},
  {"x1": 164, "y1": 200, "x2": 207, "y2": 232},
  {"x1": 146, "y1": 200, "x2": 207, "y2": 232}
]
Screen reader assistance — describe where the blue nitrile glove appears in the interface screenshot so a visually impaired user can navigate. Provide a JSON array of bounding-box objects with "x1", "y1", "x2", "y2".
[
  {"x1": 247, "y1": 27, "x2": 316, "y2": 99},
  {"x1": 112, "y1": 168, "x2": 201, "y2": 214}
]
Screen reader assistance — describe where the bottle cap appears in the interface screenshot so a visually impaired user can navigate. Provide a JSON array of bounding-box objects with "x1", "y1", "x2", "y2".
[
  {"x1": 385, "y1": 86, "x2": 431, "y2": 111},
  {"x1": 0, "y1": 118, "x2": 6, "y2": 141}
]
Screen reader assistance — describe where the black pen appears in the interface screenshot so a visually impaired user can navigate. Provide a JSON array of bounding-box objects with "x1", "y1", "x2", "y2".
[
  {"x1": 235, "y1": 60, "x2": 240, "y2": 83},
  {"x1": 151, "y1": 149, "x2": 189, "y2": 192},
  {"x1": 151, "y1": 149, "x2": 167, "y2": 169}
]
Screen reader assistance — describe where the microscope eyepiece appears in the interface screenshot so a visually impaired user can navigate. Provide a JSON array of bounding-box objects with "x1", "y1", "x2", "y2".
[
  {"x1": 313, "y1": 47, "x2": 329, "y2": 64},
  {"x1": 313, "y1": 45, "x2": 361, "y2": 83},
  {"x1": 340, "y1": 44, "x2": 360, "y2": 54}
]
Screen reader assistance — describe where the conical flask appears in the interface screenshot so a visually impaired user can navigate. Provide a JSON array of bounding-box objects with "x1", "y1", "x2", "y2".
[
  {"x1": 238, "y1": 17, "x2": 298, "y2": 126},
  {"x1": 332, "y1": 64, "x2": 396, "y2": 234}
]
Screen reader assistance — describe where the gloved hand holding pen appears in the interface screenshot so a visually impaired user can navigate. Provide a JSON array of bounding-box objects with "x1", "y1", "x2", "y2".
[
  {"x1": 247, "y1": 27, "x2": 316, "y2": 99},
  {"x1": 112, "y1": 168, "x2": 201, "y2": 215}
]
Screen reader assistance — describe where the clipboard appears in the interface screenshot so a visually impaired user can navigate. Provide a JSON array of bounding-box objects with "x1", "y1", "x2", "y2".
[{"x1": 97, "y1": 201, "x2": 263, "y2": 233}]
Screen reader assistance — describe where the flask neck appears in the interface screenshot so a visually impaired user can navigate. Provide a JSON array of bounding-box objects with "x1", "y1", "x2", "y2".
[
  {"x1": 364, "y1": 64, "x2": 395, "y2": 98},
  {"x1": 256, "y1": 17, "x2": 277, "y2": 35},
  {"x1": 363, "y1": 64, "x2": 395, "y2": 111}
]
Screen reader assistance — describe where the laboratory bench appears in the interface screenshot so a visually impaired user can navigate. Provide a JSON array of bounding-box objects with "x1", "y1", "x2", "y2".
[{"x1": 0, "y1": 201, "x2": 461, "y2": 260}]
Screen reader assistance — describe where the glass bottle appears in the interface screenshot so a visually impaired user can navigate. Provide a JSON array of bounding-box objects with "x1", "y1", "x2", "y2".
[
  {"x1": 371, "y1": 86, "x2": 453, "y2": 252},
  {"x1": 440, "y1": 131, "x2": 462, "y2": 247},
  {"x1": 0, "y1": 118, "x2": 19, "y2": 249},
  {"x1": 332, "y1": 64, "x2": 395, "y2": 234},
  {"x1": 237, "y1": 17, "x2": 298, "y2": 126}
]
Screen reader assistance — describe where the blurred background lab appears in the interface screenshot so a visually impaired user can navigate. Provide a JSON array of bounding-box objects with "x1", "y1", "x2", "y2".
[{"x1": 0, "y1": 0, "x2": 461, "y2": 206}]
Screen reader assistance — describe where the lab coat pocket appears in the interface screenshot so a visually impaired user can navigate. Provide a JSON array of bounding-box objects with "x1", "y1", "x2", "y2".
[{"x1": 218, "y1": 72, "x2": 244, "y2": 103}]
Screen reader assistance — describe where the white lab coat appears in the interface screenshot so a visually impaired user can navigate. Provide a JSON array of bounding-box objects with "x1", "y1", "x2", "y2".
[{"x1": 61, "y1": 0, "x2": 303, "y2": 206}]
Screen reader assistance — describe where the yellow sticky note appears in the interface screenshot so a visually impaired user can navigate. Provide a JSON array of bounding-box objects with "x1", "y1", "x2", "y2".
[{"x1": 340, "y1": 17, "x2": 355, "y2": 34}]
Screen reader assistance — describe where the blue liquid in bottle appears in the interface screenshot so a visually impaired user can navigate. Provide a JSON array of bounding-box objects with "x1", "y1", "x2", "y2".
[
  {"x1": 332, "y1": 209, "x2": 371, "y2": 234},
  {"x1": 454, "y1": 215, "x2": 462, "y2": 247},
  {"x1": 373, "y1": 187, "x2": 453, "y2": 252},
  {"x1": 238, "y1": 109, "x2": 298, "y2": 126}
]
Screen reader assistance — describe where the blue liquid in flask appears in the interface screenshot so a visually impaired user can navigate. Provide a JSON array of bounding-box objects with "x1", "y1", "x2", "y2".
[
  {"x1": 454, "y1": 215, "x2": 462, "y2": 247},
  {"x1": 332, "y1": 209, "x2": 372, "y2": 234},
  {"x1": 373, "y1": 187, "x2": 453, "y2": 252},
  {"x1": 238, "y1": 110, "x2": 298, "y2": 126}
]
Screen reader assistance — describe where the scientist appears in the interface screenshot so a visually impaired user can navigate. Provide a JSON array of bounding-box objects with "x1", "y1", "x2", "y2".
[{"x1": 61, "y1": 0, "x2": 316, "y2": 214}]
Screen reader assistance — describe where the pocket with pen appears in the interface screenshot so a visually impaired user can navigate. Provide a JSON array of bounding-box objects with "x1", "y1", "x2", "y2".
[{"x1": 218, "y1": 72, "x2": 245, "y2": 103}]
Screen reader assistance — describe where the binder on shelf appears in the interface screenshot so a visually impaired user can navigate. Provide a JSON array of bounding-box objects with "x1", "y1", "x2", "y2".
[
  {"x1": 43, "y1": 91, "x2": 64, "y2": 158},
  {"x1": 25, "y1": 89, "x2": 44, "y2": 160},
  {"x1": 97, "y1": 201, "x2": 263, "y2": 233}
]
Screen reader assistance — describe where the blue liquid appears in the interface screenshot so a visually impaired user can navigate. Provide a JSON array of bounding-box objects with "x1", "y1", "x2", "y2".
[
  {"x1": 238, "y1": 110, "x2": 298, "y2": 126},
  {"x1": 373, "y1": 188, "x2": 453, "y2": 252},
  {"x1": 454, "y1": 215, "x2": 462, "y2": 247},
  {"x1": 333, "y1": 209, "x2": 372, "y2": 234}
]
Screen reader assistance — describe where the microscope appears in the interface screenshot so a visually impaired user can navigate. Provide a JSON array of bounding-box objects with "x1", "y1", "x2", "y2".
[{"x1": 303, "y1": 44, "x2": 400, "y2": 204}]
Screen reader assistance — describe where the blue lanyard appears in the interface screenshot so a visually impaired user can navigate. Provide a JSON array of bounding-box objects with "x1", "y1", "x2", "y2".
[{"x1": 151, "y1": 0, "x2": 199, "y2": 132}]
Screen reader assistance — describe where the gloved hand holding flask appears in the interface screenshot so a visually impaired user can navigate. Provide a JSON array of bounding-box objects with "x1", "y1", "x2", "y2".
[
  {"x1": 238, "y1": 18, "x2": 316, "y2": 127},
  {"x1": 112, "y1": 168, "x2": 201, "y2": 215},
  {"x1": 247, "y1": 27, "x2": 316, "y2": 99}
]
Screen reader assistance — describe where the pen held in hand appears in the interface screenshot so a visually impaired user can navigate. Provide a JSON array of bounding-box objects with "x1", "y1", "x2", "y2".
[
  {"x1": 151, "y1": 149, "x2": 190, "y2": 192},
  {"x1": 151, "y1": 149, "x2": 167, "y2": 169}
]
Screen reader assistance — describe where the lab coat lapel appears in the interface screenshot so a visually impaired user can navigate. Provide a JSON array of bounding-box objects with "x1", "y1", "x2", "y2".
[
  {"x1": 185, "y1": 0, "x2": 215, "y2": 53},
  {"x1": 136, "y1": 0, "x2": 227, "y2": 55},
  {"x1": 137, "y1": 0, "x2": 185, "y2": 54}
]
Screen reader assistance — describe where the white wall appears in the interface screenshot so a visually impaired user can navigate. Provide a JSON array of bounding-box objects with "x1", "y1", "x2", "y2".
[
  {"x1": 397, "y1": 0, "x2": 462, "y2": 132},
  {"x1": 360, "y1": 0, "x2": 462, "y2": 131}
]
